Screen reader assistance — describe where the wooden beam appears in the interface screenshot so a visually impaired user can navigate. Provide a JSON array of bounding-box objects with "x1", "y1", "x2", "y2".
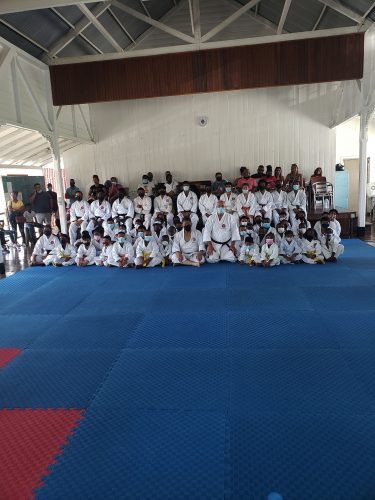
[
  {"x1": 112, "y1": 0, "x2": 195, "y2": 44},
  {"x1": 277, "y1": 0, "x2": 292, "y2": 35},
  {"x1": 77, "y1": 4, "x2": 123, "y2": 52},
  {"x1": 201, "y1": 0, "x2": 262, "y2": 42}
]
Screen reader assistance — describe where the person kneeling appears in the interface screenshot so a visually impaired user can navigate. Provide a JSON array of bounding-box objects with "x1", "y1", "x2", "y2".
[
  {"x1": 320, "y1": 228, "x2": 344, "y2": 263},
  {"x1": 108, "y1": 229, "x2": 134, "y2": 268},
  {"x1": 30, "y1": 225, "x2": 59, "y2": 266},
  {"x1": 279, "y1": 230, "x2": 302, "y2": 264},
  {"x1": 239, "y1": 236, "x2": 260, "y2": 266},
  {"x1": 260, "y1": 233, "x2": 280, "y2": 267},
  {"x1": 75, "y1": 233, "x2": 96, "y2": 266},
  {"x1": 135, "y1": 228, "x2": 162, "y2": 269},
  {"x1": 171, "y1": 217, "x2": 205, "y2": 267},
  {"x1": 44, "y1": 233, "x2": 76, "y2": 266}
]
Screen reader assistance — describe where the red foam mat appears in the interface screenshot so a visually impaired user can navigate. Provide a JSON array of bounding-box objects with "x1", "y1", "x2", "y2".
[
  {"x1": 0, "y1": 349, "x2": 22, "y2": 368},
  {"x1": 0, "y1": 409, "x2": 83, "y2": 500}
]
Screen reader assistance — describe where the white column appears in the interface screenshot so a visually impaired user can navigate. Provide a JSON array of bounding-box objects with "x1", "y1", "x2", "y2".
[{"x1": 358, "y1": 108, "x2": 369, "y2": 231}]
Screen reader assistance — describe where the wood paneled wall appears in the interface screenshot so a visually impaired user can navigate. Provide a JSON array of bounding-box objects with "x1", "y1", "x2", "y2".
[{"x1": 50, "y1": 33, "x2": 364, "y2": 106}]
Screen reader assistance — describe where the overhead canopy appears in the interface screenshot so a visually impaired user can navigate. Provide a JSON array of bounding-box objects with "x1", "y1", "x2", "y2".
[{"x1": 0, "y1": 0, "x2": 372, "y2": 64}]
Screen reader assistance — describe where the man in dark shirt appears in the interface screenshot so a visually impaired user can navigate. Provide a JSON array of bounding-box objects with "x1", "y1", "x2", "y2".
[
  {"x1": 88, "y1": 175, "x2": 105, "y2": 202},
  {"x1": 251, "y1": 165, "x2": 266, "y2": 179},
  {"x1": 47, "y1": 183, "x2": 60, "y2": 230},
  {"x1": 211, "y1": 172, "x2": 227, "y2": 196},
  {"x1": 29, "y1": 183, "x2": 52, "y2": 236}
]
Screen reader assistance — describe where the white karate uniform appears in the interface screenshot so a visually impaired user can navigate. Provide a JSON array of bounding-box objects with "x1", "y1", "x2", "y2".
[
  {"x1": 75, "y1": 243, "x2": 96, "y2": 266},
  {"x1": 220, "y1": 192, "x2": 238, "y2": 217},
  {"x1": 272, "y1": 189, "x2": 289, "y2": 225},
  {"x1": 133, "y1": 195, "x2": 152, "y2": 229},
  {"x1": 44, "y1": 243, "x2": 76, "y2": 266},
  {"x1": 69, "y1": 200, "x2": 90, "y2": 243},
  {"x1": 278, "y1": 239, "x2": 302, "y2": 264},
  {"x1": 171, "y1": 229, "x2": 205, "y2": 264},
  {"x1": 260, "y1": 243, "x2": 280, "y2": 266},
  {"x1": 287, "y1": 190, "x2": 307, "y2": 223},
  {"x1": 86, "y1": 200, "x2": 112, "y2": 235},
  {"x1": 319, "y1": 235, "x2": 344, "y2": 260},
  {"x1": 258, "y1": 227, "x2": 278, "y2": 247},
  {"x1": 292, "y1": 219, "x2": 311, "y2": 236},
  {"x1": 300, "y1": 239, "x2": 324, "y2": 264},
  {"x1": 108, "y1": 241, "x2": 135, "y2": 267},
  {"x1": 254, "y1": 190, "x2": 274, "y2": 220},
  {"x1": 314, "y1": 221, "x2": 340, "y2": 241},
  {"x1": 177, "y1": 191, "x2": 199, "y2": 230},
  {"x1": 199, "y1": 193, "x2": 218, "y2": 224},
  {"x1": 103, "y1": 222, "x2": 118, "y2": 242},
  {"x1": 236, "y1": 192, "x2": 257, "y2": 218},
  {"x1": 239, "y1": 243, "x2": 260, "y2": 264},
  {"x1": 330, "y1": 219, "x2": 341, "y2": 236},
  {"x1": 160, "y1": 241, "x2": 173, "y2": 259},
  {"x1": 153, "y1": 195, "x2": 174, "y2": 227},
  {"x1": 111, "y1": 198, "x2": 134, "y2": 232},
  {"x1": 203, "y1": 212, "x2": 240, "y2": 263},
  {"x1": 135, "y1": 239, "x2": 162, "y2": 267},
  {"x1": 151, "y1": 227, "x2": 168, "y2": 250},
  {"x1": 95, "y1": 244, "x2": 113, "y2": 266},
  {"x1": 165, "y1": 180, "x2": 179, "y2": 194},
  {"x1": 32, "y1": 234, "x2": 60, "y2": 263}
]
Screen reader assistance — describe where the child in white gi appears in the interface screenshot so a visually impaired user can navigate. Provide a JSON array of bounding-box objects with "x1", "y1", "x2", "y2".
[
  {"x1": 108, "y1": 229, "x2": 134, "y2": 268},
  {"x1": 135, "y1": 229, "x2": 162, "y2": 268},
  {"x1": 239, "y1": 236, "x2": 260, "y2": 266},
  {"x1": 300, "y1": 228, "x2": 324, "y2": 264},
  {"x1": 260, "y1": 233, "x2": 280, "y2": 267},
  {"x1": 95, "y1": 236, "x2": 113, "y2": 267},
  {"x1": 320, "y1": 227, "x2": 344, "y2": 263},
  {"x1": 160, "y1": 235, "x2": 173, "y2": 267},
  {"x1": 44, "y1": 233, "x2": 76, "y2": 266},
  {"x1": 329, "y1": 209, "x2": 341, "y2": 236},
  {"x1": 76, "y1": 234, "x2": 96, "y2": 266},
  {"x1": 279, "y1": 230, "x2": 302, "y2": 264}
]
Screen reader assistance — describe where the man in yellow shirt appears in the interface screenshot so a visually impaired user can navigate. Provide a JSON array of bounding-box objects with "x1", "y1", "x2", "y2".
[{"x1": 7, "y1": 191, "x2": 26, "y2": 246}]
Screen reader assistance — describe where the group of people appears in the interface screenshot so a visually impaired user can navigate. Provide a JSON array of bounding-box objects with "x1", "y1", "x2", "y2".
[{"x1": 24, "y1": 164, "x2": 344, "y2": 270}]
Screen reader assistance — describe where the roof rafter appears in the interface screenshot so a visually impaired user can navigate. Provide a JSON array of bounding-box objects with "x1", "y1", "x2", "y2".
[
  {"x1": 77, "y1": 4, "x2": 123, "y2": 52},
  {"x1": 112, "y1": 0, "x2": 195, "y2": 44},
  {"x1": 277, "y1": 0, "x2": 292, "y2": 35},
  {"x1": 317, "y1": 0, "x2": 371, "y2": 27},
  {"x1": 201, "y1": 0, "x2": 262, "y2": 42},
  {"x1": 44, "y1": 1, "x2": 112, "y2": 60},
  {"x1": 0, "y1": 18, "x2": 49, "y2": 53},
  {"x1": 0, "y1": 0, "x2": 107, "y2": 15},
  {"x1": 313, "y1": 5, "x2": 327, "y2": 30}
]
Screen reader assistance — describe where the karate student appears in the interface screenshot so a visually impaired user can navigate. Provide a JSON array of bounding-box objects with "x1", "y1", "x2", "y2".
[
  {"x1": 279, "y1": 230, "x2": 302, "y2": 264},
  {"x1": 254, "y1": 179, "x2": 274, "y2": 220},
  {"x1": 30, "y1": 225, "x2": 60, "y2": 266},
  {"x1": 153, "y1": 186, "x2": 174, "y2": 227},
  {"x1": 272, "y1": 181, "x2": 289, "y2": 225},
  {"x1": 160, "y1": 235, "x2": 173, "y2": 267},
  {"x1": 292, "y1": 211, "x2": 310, "y2": 235},
  {"x1": 108, "y1": 229, "x2": 134, "y2": 268},
  {"x1": 314, "y1": 215, "x2": 331, "y2": 240},
  {"x1": 151, "y1": 219, "x2": 167, "y2": 248},
  {"x1": 95, "y1": 236, "x2": 113, "y2": 267},
  {"x1": 111, "y1": 188, "x2": 134, "y2": 233},
  {"x1": 172, "y1": 217, "x2": 205, "y2": 267},
  {"x1": 167, "y1": 225, "x2": 177, "y2": 242},
  {"x1": 76, "y1": 234, "x2": 96, "y2": 266},
  {"x1": 199, "y1": 185, "x2": 218, "y2": 224},
  {"x1": 300, "y1": 228, "x2": 324, "y2": 264},
  {"x1": 86, "y1": 191, "x2": 111, "y2": 234},
  {"x1": 92, "y1": 228, "x2": 105, "y2": 255},
  {"x1": 320, "y1": 227, "x2": 344, "y2": 263},
  {"x1": 135, "y1": 229, "x2": 162, "y2": 268},
  {"x1": 258, "y1": 218, "x2": 277, "y2": 247},
  {"x1": 44, "y1": 233, "x2": 76, "y2": 267},
  {"x1": 176, "y1": 181, "x2": 199, "y2": 230},
  {"x1": 239, "y1": 235, "x2": 260, "y2": 266},
  {"x1": 236, "y1": 183, "x2": 257, "y2": 221},
  {"x1": 203, "y1": 200, "x2": 240, "y2": 263},
  {"x1": 103, "y1": 217, "x2": 118, "y2": 242},
  {"x1": 220, "y1": 182, "x2": 237, "y2": 218},
  {"x1": 134, "y1": 187, "x2": 152, "y2": 229},
  {"x1": 329, "y1": 209, "x2": 341, "y2": 236},
  {"x1": 260, "y1": 233, "x2": 280, "y2": 267},
  {"x1": 69, "y1": 191, "x2": 90, "y2": 244},
  {"x1": 287, "y1": 184, "x2": 307, "y2": 223}
]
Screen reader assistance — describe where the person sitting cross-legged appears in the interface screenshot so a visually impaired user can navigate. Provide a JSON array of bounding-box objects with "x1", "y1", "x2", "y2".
[
  {"x1": 203, "y1": 200, "x2": 240, "y2": 263},
  {"x1": 75, "y1": 233, "x2": 96, "y2": 266},
  {"x1": 300, "y1": 228, "x2": 324, "y2": 264},
  {"x1": 30, "y1": 225, "x2": 59, "y2": 266},
  {"x1": 279, "y1": 230, "x2": 302, "y2": 265},
  {"x1": 320, "y1": 227, "x2": 344, "y2": 263},
  {"x1": 135, "y1": 228, "x2": 162, "y2": 269},
  {"x1": 260, "y1": 233, "x2": 280, "y2": 267},
  {"x1": 95, "y1": 235, "x2": 113, "y2": 267},
  {"x1": 172, "y1": 217, "x2": 205, "y2": 267},
  {"x1": 239, "y1": 235, "x2": 260, "y2": 266},
  {"x1": 108, "y1": 229, "x2": 134, "y2": 268},
  {"x1": 44, "y1": 233, "x2": 76, "y2": 266}
]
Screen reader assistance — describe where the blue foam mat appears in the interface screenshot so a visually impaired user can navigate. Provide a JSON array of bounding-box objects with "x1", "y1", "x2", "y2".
[{"x1": 0, "y1": 239, "x2": 375, "y2": 499}]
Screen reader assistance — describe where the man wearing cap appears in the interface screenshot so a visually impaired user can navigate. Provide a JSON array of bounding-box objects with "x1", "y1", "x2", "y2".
[
  {"x1": 177, "y1": 181, "x2": 199, "y2": 230},
  {"x1": 203, "y1": 200, "x2": 240, "y2": 263}
]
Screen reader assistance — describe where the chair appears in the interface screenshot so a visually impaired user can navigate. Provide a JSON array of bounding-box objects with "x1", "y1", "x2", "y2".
[{"x1": 312, "y1": 181, "x2": 334, "y2": 210}]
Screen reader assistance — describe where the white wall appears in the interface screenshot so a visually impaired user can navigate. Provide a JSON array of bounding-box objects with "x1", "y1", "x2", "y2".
[{"x1": 62, "y1": 83, "x2": 338, "y2": 196}]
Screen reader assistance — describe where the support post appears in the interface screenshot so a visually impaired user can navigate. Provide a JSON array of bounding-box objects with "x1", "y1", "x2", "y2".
[{"x1": 358, "y1": 108, "x2": 372, "y2": 235}]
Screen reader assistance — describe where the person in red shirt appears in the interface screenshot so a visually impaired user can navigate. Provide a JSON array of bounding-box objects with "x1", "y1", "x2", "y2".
[{"x1": 236, "y1": 168, "x2": 257, "y2": 191}]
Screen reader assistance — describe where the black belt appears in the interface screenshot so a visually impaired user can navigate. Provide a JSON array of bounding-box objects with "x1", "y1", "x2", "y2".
[{"x1": 211, "y1": 238, "x2": 231, "y2": 247}]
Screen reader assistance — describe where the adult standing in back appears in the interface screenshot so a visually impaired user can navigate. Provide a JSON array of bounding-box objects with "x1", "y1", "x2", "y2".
[{"x1": 29, "y1": 183, "x2": 52, "y2": 236}]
